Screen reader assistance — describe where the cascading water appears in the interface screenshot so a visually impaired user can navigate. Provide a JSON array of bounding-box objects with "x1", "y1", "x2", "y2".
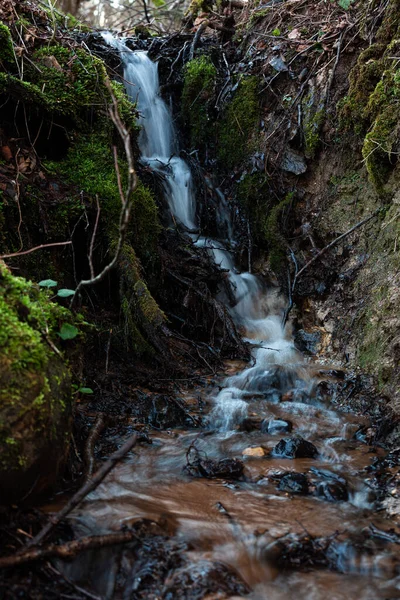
[
  {"x1": 103, "y1": 34, "x2": 299, "y2": 431},
  {"x1": 60, "y1": 36, "x2": 400, "y2": 600}
]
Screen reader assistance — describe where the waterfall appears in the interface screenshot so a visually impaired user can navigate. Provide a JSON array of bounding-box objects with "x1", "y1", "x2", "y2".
[{"x1": 102, "y1": 35, "x2": 299, "y2": 430}]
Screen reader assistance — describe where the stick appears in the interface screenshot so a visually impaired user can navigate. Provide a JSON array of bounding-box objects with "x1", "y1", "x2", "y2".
[
  {"x1": 84, "y1": 414, "x2": 106, "y2": 482},
  {"x1": 25, "y1": 433, "x2": 137, "y2": 549},
  {"x1": 0, "y1": 241, "x2": 72, "y2": 260},
  {"x1": 0, "y1": 530, "x2": 138, "y2": 569},
  {"x1": 292, "y1": 209, "x2": 380, "y2": 292}
]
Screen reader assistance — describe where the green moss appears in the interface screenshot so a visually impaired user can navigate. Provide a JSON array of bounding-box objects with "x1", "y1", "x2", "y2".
[
  {"x1": 218, "y1": 77, "x2": 260, "y2": 169},
  {"x1": 134, "y1": 280, "x2": 165, "y2": 326},
  {"x1": 0, "y1": 263, "x2": 72, "y2": 479},
  {"x1": 0, "y1": 23, "x2": 14, "y2": 65},
  {"x1": 303, "y1": 108, "x2": 325, "y2": 158},
  {"x1": 182, "y1": 56, "x2": 217, "y2": 148},
  {"x1": 237, "y1": 173, "x2": 272, "y2": 245},
  {"x1": 264, "y1": 192, "x2": 294, "y2": 273},
  {"x1": 45, "y1": 132, "x2": 160, "y2": 263}
]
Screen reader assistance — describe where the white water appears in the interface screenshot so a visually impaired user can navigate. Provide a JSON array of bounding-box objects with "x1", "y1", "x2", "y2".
[{"x1": 102, "y1": 35, "x2": 300, "y2": 430}]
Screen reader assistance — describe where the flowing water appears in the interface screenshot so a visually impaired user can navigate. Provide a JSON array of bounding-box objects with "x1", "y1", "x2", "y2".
[{"x1": 62, "y1": 37, "x2": 400, "y2": 598}]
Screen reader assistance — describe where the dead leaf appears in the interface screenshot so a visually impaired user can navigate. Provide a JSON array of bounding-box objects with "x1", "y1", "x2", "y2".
[
  {"x1": 1, "y1": 146, "x2": 12, "y2": 161},
  {"x1": 288, "y1": 28, "x2": 300, "y2": 40}
]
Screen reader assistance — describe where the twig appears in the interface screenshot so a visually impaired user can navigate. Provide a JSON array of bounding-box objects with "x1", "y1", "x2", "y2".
[
  {"x1": 84, "y1": 414, "x2": 106, "y2": 482},
  {"x1": 0, "y1": 530, "x2": 138, "y2": 569},
  {"x1": 0, "y1": 241, "x2": 72, "y2": 260},
  {"x1": 292, "y1": 209, "x2": 380, "y2": 292},
  {"x1": 88, "y1": 195, "x2": 101, "y2": 279},
  {"x1": 190, "y1": 21, "x2": 209, "y2": 60},
  {"x1": 25, "y1": 433, "x2": 137, "y2": 549}
]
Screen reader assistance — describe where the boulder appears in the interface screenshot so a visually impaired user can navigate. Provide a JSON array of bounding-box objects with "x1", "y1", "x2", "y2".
[{"x1": 261, "y1": 418, "x2": 293, "y2": 434}]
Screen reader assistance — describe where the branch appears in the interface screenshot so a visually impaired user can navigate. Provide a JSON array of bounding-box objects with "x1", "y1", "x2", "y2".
[
  {"x1": 0, "y1": 530, "x2": 138, "y2": 569},
  {"x1": 292, "y1": 209, "x2": 380, "y2": 292},
  {"x1": 0, "y1": 241, "x2": 72, "y2": 260},
  {"x1": 25, "y1": 433, "x2": 137, "y2": 549}
]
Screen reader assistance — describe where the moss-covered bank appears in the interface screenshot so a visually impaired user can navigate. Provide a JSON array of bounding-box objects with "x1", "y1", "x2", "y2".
[{"x1": 0, "y1": 263, "x2": 75, "y2": 501}]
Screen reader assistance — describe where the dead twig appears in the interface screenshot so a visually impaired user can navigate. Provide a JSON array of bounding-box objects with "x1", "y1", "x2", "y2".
[
  {"x1": 25, "y1": 433, "x2": 137, "y2": 549},
  {"x1": 292, "y1": 209, "x2": 380, "y2": 292},
  {"x1": 0, "y1": 241, "x2": 72, "y2": 260},
  {"x1": 84, "y1": 414, "x2": 106, "y2": 482},
  {"x1": 0, "y1": 530, "x2": 138, "y2": 569}
]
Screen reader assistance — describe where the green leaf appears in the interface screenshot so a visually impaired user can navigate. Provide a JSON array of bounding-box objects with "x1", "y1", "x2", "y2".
[
  {"x1": 338, "y1": 0, "x2": 352, "y2": 9},
  {"x1": 39, "y1": 279, "x2": 58, "y2": 288},
  {"x1": 77, "y1": 387, "x2": 94, "y2": 394},
  {"x1": 272, "y1": 28, "x2": 281, "y2": 36},
  {"x1": 57, "y1": 288, "x2": 76, "y2": 298},
  {"x1": 58, "y1": 323, "x2": 79, "y2": 340}
]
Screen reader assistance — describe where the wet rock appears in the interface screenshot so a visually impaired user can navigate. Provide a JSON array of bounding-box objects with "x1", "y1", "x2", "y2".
[
  {"x1": 315, "y1": 480, "x2": 348, "y2": 502},
  {"x1": 242, "y1": 446, "x2": 266, "y2": 457},
  {"x1": 239, "y1": 417, "x2": 262, "y2": 432},
  {"x1": 186, "y1": 449, "x2": 244, "y2": 479},
  {"x1": 272, "y1": 436, "x2": 318, "y2": 459},
  {"x1": 162, "y1": 560, "x2": 249, "y2": 599},
  {"x1": 277, "y1": 472, "x2": 309, "y2": 494},
  {"x1": 281, "y1": 148, "x2": 307, "y2": 175},
  {"x1": 294, "y1": 329, "x2": 322, "y2": 356},
  {"x1": 261, "y1": 418, "x2": 293, "y2": 434}
]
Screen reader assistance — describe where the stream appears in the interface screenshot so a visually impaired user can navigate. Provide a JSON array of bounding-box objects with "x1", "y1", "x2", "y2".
[{"x1": 60, "y1": 38, "x2": 400, "y2": 599}]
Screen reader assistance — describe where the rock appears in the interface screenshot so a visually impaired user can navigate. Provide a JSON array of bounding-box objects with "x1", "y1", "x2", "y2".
[
  {"x1": 0, "y1": 263, "x2": 73, "y2": 502},
  {"x1": 278, "y1": 472, "x2": 309, "y2": 494},
  {"x1": 242, "y1": 446, "x2": 266, "y2": 457},
  {"x1": 261, "y1": 419, "x2": 293, "y2": 434},
  {"x1": 294, "y1": 329, "x2": 322, "y2": 356},
  {"x1": 162, "y1": 560, "x2": 249, "y2": 599},
  {"x1": 239, "y1": 417, "x2": 262, "y2": 432},
  {"x1": 195, "y1": 457, "x2": 244, "y2": 480},
  {"x1": 315, "y1": 480, "x2": 348, "y2": 502},
  {"x1": 272, "y1": 436, "x2": 318, "y2": 459},
  {"x1": 281, "y1": 148, "x2": 307, "y2": 175}
]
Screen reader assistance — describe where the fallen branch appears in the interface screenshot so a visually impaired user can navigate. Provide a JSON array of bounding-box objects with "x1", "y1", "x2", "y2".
[
  {"x1": 0, "y1": 530, "x2": 138, "y2": 569},
  {"x1": 292, "y1": 209, "x2": 380, "y2": 292},
  {"x1": 25, "y1": 433, "x2": 137, "y2": 549}
]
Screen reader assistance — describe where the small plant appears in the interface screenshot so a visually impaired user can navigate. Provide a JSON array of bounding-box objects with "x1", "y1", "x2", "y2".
[{"x1": 272, "y1": 28, "x2": 281, "y2": 36}]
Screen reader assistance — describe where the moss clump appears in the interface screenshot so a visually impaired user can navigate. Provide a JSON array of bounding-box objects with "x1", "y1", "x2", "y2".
[
  {"x1": 264, "y1": 192, "x2": 294, "y2": 273},
  {"x1": 218, "y1": 77, "x2": 260, "y2": 169},
  {"x1": 45, "y1": 132, "x2": 160, "y2": 264},
  {"x1": 338, "y1": 0, "x2": 400, "y2": 194},
  {"x1": 303, "y1": 108, "x2": 325, "y2": 158},
  {"x1": 236, "y1": 173, "x2": 272, "y2": 245},
  {"x1": 0, "y1": 23, "x2": 14, "y2": 65},
  {"x1": 0, "y1": 263, "x2": 73, "y2": 500},
  {"x1": 182, "y1": 56, "x2": 217, "y2": 149}
]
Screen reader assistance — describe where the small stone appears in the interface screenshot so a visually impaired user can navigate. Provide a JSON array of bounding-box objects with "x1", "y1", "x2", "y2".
[
  {"x1": 261, "y1": 419, "x2": 293, "y2": 434},
  {"x1": 272, "y1": 436, "x2": 318, "y2": 459},
  {"x1": 278, "y1": 472, "x2": 309, "y2": 494},
  {"x1": 242, "y1": 446, "x2": 266, "y2": 457},
  {"x1": 315, "y1": 480, "x2": 348, "y2": 502},
  {"x1": 281, "y1": 148, "x2": 307, "y2": 175}
]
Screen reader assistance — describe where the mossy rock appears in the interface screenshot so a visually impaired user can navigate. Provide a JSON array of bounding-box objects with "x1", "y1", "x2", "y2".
[
  {"x1": 182, "y1": 55, "x2": 217, "y2": 149},
  {"x1": 0, "y1": 23, "x2": 15, "y2": 65},
  {"x1": 0, "y1": 263, "x2": 73, "y2": 503},
  {"x1": 218, "y1": 77, "x2": 260, "y2": 169}
]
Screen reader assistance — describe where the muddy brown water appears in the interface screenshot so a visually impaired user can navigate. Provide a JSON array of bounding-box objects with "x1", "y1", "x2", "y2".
[{"x1": 50, "y1": 352, "x2": 400, "y2": 600}]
